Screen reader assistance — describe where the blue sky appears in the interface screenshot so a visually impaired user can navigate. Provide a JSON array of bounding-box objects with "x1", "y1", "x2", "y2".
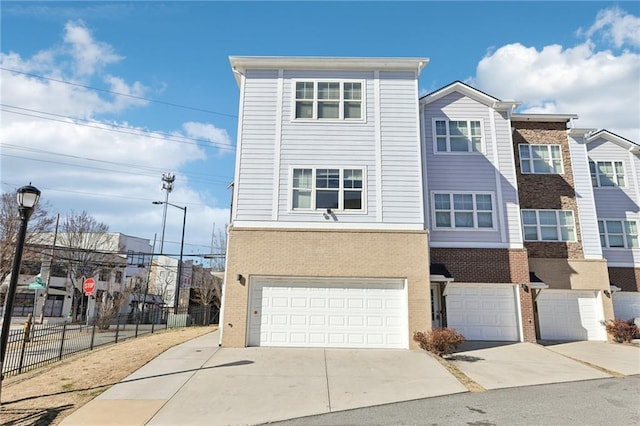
[{"x1": 1, "y1": 1, "x2": 639, "y2": 261}]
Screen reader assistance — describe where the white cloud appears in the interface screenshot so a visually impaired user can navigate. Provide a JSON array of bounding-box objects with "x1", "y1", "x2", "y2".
[
  {"x1": 470, "y1": 7, "x2": 640, "y2": 141},
  {"x1": 578, "y1": 7, "x2": 640, "y2": 49},
  {"x1": 0, "y1": 20, "x2": 231, "y2": 256}
]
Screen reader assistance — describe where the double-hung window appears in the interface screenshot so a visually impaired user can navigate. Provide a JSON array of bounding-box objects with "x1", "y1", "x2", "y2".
[
  {"x1": 521, "y1": 210, "x2": 576, "y2": 241},
  {"x1": 433, "y1": 192, "x2": 494, "y2": 229},
  {"x1": 434, "y1": 119, "x2": 483, "y2": 153},
  {"x1": 295, "y1": 81, "x2": 363, "y2": 120},
  {"x1": 598, "y1": 220, "x2": 638, "y2": 248},
  {"x1": 589, "y1": 161, "x2": 625, "y2": 187},
  {"x1": 519, "y1": 144, "x2": 563, "y2": 174},
  {"x1": 292, "y1": 167, "x2": 364, "y2": 211}
]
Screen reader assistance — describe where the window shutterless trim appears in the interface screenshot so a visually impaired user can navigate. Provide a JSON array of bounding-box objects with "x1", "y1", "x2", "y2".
[
  {"x1": 432, "y1": 118, "x2": 485, "y2": 154},
  {"x1": 598, "y1": 219, "x2": 638, "y2": 249},
  {"x1": 589, "y1": 160, "x2": 626, "y2": 188},
  {"x1": 288, "y1": 166, "x2": 367, "y2": 213},
  {"x1": 521, "y1": 209, "x2": 577, "y2": 242},
  {"x1": 291, "y1": 79, "x2": 366, "y2": 122},
  {"x1": 518, "y1": 144, "x2": 564, "y2": 174},
  {"x1": 430, "y1": 191, "x2": 496, "y2": 230}
]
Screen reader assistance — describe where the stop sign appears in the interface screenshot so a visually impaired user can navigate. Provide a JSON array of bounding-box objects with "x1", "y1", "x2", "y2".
[{"x1": 83, "y1": 277, "x2": 96, "y2": 295}]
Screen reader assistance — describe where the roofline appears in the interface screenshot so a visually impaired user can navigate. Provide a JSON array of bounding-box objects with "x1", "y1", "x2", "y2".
[
  {"x1": 229, "y1": 56, "x2": 430, "y2": 86},
  {"x1": 586, "y1": 129, "x2": 640, "y2": 151},
  {"x1": 511, "y1": 113, "x2": 579, "y2": 122},
  {"x1": 420, "y1": 80, "x2": 519, "y2": 110}
]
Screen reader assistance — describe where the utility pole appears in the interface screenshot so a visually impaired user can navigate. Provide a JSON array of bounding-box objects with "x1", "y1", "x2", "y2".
[{"x1": 159, "y1": 173, "x2": 175, "y2": 254}]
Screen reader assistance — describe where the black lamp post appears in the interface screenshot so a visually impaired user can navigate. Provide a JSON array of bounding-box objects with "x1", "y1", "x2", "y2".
[
  {"x1": 152, "y1": 201, "x2": 186, "y2": 313},
  {"x1": 0, "y1": 185, "x2": 41, "y2": 403}
]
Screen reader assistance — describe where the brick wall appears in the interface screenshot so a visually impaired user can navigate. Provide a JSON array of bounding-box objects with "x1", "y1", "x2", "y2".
[
  {"x1": 608, "y1": 267, "x2": 640, "y2": 292},
  {"x1": 430, "y1": 248, "x2": 529, "y2": 283},
  {"x1": 513, "y1": 121, "x2": 585, "y2": 259}
]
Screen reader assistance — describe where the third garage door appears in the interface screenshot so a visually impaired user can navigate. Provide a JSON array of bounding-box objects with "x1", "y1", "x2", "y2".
[
  {"x1": 536, "y1": 290, "x2": 606, "y2": 341},
  {"x1": 247, "y1": 277, "x2": 408, "y2": 348}
]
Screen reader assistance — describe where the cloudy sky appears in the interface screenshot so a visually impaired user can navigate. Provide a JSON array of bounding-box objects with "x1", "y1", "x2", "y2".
[{"x1": 1, "y1": 1, "x2": 638, "y2": 261}]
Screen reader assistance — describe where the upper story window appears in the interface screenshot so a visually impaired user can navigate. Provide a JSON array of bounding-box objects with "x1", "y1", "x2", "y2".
[
  {"x1": 519, "y1": 144, "x2": 563, "y2": 174},
  {"x1": 599, "y1": 220, "x2": 638, "y2": 248},
  {"x1": 295, "y1": 81, "x2": 363, "y2": 120},
  {"x1": 433, "y1": 192, "x2": 494, "y2": 229},
  {"x1": 434, "y1": 119, "x2": 483, "y2": 153},
  {"x1": 590, "y1": 161, "x2": 625, "y2": 187},
  {"x1": 292, "y1": 167, "x2": 364, "y2": 211},
  {"x1": 521, "y1": 209, "x2": 576, "y2": 242}
]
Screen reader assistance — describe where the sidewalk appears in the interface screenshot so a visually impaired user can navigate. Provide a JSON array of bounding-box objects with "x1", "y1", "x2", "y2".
[{"x1": 61, "y1": 331, "x2": 640, "y2": 425}]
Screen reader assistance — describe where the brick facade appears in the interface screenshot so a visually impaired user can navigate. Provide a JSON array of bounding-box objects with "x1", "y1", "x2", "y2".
[
  {"x1": 513, "y1": 121, "x2": 585, "y2": 259},
  {"x1": 608, "y1": 267, "x2": 640, "y2": 292},
  {"x1": 222, "y1": 227, "x2": 430, "y2": 349}
]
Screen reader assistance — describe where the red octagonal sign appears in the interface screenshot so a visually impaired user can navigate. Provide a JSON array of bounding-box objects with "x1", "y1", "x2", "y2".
[{"x1": 83, "y1": 277, "x2": 96, "y2": 295}]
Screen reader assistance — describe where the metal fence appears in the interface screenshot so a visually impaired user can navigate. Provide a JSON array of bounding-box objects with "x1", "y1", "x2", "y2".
[{"x1": 2, "y1": 304, "x2": 217, "y2": 378}]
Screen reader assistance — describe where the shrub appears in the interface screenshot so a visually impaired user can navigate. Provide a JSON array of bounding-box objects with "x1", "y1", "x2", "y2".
[
  {"x1": 413, "y1": 328, "x2": 465, "y2": 357},
  {"x1": 603, "y1": 318, "x2": 640, "y2": 343}
]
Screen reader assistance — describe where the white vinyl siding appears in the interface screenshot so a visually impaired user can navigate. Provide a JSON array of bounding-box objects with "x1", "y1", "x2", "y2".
[
  {"x1": 590, "y1": 160, "x2": 625, "y2": 187},
  {"x1": 519, "y1": 144, "x2": 563, "y2": 174},
  {"x1": 522, "y1": 210, "x2": 576, "y2": 242},
  {"x1": 432, "y1": 192, "x2": 494, "y2": 229},
  {"x1": 433, "y1": 118, "x2": 484, "y2": 153},
  {"x1": 599, "y1": 220, "x2": 639, "y2": 249},
  {"x1": 294, "y1": 80, "x2": 364, "y2": 121}
]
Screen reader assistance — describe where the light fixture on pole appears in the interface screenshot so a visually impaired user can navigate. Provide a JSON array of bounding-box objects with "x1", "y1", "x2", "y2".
[
  {"x1": 159, "y1": 173, "x2": 175, "y2": 254},
  {"x1": 0, "y1": 184, "x2": 41, "y2": 403},
  {"x1": 152, "y1": 201, "x2": 186, "y2": 313}
]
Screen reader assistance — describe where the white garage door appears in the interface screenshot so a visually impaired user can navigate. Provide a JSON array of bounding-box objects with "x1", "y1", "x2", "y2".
[
  {"x1": 247, "y1": 277, "x2": 407, "y2": 348},
  {"x1": 537, "y1": 290, "x2": 606, "y2": 341},
  {"x1": 613, "y1": 292, "x2": 640, "y2": 321},
  {"x1": 445, "y1": 283, "x2": 520, "y2": 341}
]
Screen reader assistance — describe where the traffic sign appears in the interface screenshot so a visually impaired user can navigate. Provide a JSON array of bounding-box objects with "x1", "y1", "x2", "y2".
[{"x1": 83, "y1": 277, "x2": 96, "y2": 295}]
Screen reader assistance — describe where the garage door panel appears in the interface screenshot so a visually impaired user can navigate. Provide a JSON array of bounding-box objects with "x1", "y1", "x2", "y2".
[
  {"x1": 248, "y1": 278, "x2": 407, "y2": 348},
  {"x1": 446, "y1": 284, "x2": 519, "y2": 341},
  {"x1": 537, "y1": 290, "x2": 606, "y2": 341}
]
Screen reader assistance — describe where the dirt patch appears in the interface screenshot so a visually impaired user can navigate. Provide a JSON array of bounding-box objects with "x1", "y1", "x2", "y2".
[
  {"x1": 0, "y1": 326, "x2": 216, "y2": 425},
  {"x1": 432, "y1": 353, "x2": 486, "y2": 393}
]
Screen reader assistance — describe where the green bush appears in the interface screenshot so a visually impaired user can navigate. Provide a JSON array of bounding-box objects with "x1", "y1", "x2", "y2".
[
  {"x1": 413, "y1": 328, "x2": 465, "y2": 357},
  {"x1": 603, "y1": 318, "x2": 640, "y2": 343}
]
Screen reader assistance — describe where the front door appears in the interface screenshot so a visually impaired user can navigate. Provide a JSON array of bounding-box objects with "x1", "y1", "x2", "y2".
[{"x1": 431, "y1": 284, "x2": 442, "y2": 328}]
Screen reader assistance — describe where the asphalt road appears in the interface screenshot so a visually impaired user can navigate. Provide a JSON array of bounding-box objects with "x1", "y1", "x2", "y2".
[{"x1": 267, "y1": 375, "x2": 640, "y2": 426}]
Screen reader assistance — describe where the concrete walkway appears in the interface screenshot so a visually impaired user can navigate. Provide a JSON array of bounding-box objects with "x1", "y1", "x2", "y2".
[{"x1": 61, "y1": 332, "x2": 640, "y2": 425}]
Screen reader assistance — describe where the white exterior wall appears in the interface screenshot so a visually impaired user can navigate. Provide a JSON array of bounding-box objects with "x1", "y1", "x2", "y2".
[
  {"x1": 568, "y1": 135, "x2": 604, "y2": 260},
  {"x1": 421, "y1": 92, "x2": 522, "y2": 247},
  {"x1": 233, "y1": 66, "x2": 424, "y2": 227},
  {"x1": 588, "y1": 137, "x2": 640, "y2": 266}
]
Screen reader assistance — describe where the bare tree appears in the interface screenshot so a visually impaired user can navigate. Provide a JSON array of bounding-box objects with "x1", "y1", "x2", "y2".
[
  {"x1": 56, "y1": 211, "x2": 113, "y2": 321},
  {"x1": 209, "y1": 226, "x2": 227, "y2": 271},
  {"x1": 0, "y1": 190, "x2": 55, "y2": 285},
  {"x1": 190, "y1": 264, "x2": 221, "y2": 325},
  {"x1": 149, "y1": 264, "x2": 175, "y2": 308},
  {"x1": 94, "y1": 278, "x2": 134, "y2": 330}
]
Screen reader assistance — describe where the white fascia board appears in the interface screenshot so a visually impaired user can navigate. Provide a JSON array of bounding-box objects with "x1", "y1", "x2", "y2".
[
  {"x1": 421, "y1": 81, "x2": 502, "y2": 107},
  {"x1": 511, "y1": 113, "x2": 579, "y2": 122}
]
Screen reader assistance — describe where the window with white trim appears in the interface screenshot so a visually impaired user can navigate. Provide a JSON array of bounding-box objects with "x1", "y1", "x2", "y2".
[
  {"x1": 519, "y1": 144, "x2": 563, "y2": 174},
  {"x1": 434, "y1": 119, "x2": 483, "y2": 153},
  {"x1": 598, "y1": 220, "x2": 638, "y2": 248},
  {"x1": 292, "y1": 167, "x2": 364, "y2": 211},
  {"x1": 590, "y1": 161, "x2": 625, "y2": 187},
  {"x1": 433, "y1": 192, "x2": 494, "y2": 229},
  {"x1": 521, "y1": 210, "x2": 576, "y2": 241},
  {"x1": 295, "y1": 81, "x2": 363, "y2": 120}
]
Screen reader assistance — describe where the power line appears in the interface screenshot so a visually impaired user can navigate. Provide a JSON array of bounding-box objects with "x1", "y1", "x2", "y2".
[{"x1": 0, "y1": 66, "x2": 238, "y2": 118}]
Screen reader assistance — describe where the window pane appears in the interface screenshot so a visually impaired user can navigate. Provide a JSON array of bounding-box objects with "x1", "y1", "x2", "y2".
[
  {"x1": 524, "y1": 226, "x2": 538, "y2": 240},
  {"x1": 533, "y1": 159, "x2": 551, "y2": 173},
  {"x1": 470, "y1": 121, "x2": 482, "y2": 136},
  {"x1": 344, "y1": 191, "x2": 362, "y2": 210},
  {"x1": 343, "y1": 82, "x2": 361, "y2": 100},
  {"x1": 475, "y1": 194, "x2": 492, "y2": 210},
  {"x1": 532, "y1": 145, "x2": 549, "y2": 159},
  {"x1": 450, "y1": 138, "x2": 469, "y2": 152},
  {"x1": 318, "y1": 102, "x2": 339, "y2": 118},
  {"x1": 435, "y1": 212, "x2": 451, "y2": 227},
  {"x1": 293, "y1": 169, "x2": 312, "y2": 188},
  {"x1": 541, "y1": 227, "x2": 558, "y2": 240},
  {"x1": 521, "y1": 161, "x2": 531, "y2": 173},
  {"x1": 318, "y1": 82, "x2": 339, "y2": 99},
  {"x1": 477, "y1": 212, "x2": 493, "y2": 228},
  {"x1": 558, "y1": 211, "x2": 573, "y2": 225},
  {"x1": 472, "y1": 137, "x2": 482, "y2": 152},
  {"x1": 450, "y1": 121, "x2": 468, "y2": 136},
  {"x1": 627, "y1": 235, "x2": 639, "y2": 248},
  {"x1": 552, "y1": 160, "x2": 563, "y2": 172},
  {"x1": 606, "y1": 221, "x2": 623, "y2": 233},
  {"x1": 550, "y1": 145, "x2": 561, "y2": 159},
  {"x1": 453, "y1": 194, "x2": 473, "y2": 210},
  {"x1": 625, "y1": 221, "x2": 637, "y2": 234},
  {"x1": 343, "y1": 169, "x2": 363, "y2": 188},
  {"x1": 296, "y1": 82, "x2": 314, "y2": 99},
  {"x1": 598, "y1": 221, "x2": 605, "y2": 233},
  {"x1": 296, "y1": 101, "x2": 313, "y2": 119},
  {"x1": 436, "y1": 138, "x2": 447, "y2": 152},
  {"x1": 561, "y1": 227, "x2": 575, "y2": 241},
  {"x1": 435, "y1": 121, "x2": 447, "y2": 136},
  {"x1": 519, "y1": 145, "x2": 531, "y2": 159},
  {"x1": 434, "y1": 194, "x2": 450, "y2": 210},
  {"x1": 600, "y1": 234, "x2": 606, "y2": 247},
  {"x1": 455, "y1": 212, "x2": 474, "y2": 227},
  {"x1": 316, "y1": 169, "x2": 339, "y2": 188},
  {"x1": 316, "y1": 190, "x2": 338, "y2": 209},
  {"x1": 293, "y1": 190, "x2": 311, "y2": 209},
  {"x1": 539, "y1": 211, "x2": 557, "y2": 225},
  {"x1": 344, "y1": 102, "x2": 361, "y2": 119},
  {"x1": 608, "y1": 235, "x2": 624, "y2": 247},
  {"x1": 522, "y1": 211, "x2": 537, "y2": 225}
]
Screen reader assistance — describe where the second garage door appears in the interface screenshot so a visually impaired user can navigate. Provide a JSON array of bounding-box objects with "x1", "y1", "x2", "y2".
[
  {"x1": 537, "y1": 290, "x2": 606, "y2": 341},
  {"x1": 247, "y1": 277, "x2": 408, "y2": 348},
  {"x1": 445, "y1": 283, "x2": 520, "y2": 341}
]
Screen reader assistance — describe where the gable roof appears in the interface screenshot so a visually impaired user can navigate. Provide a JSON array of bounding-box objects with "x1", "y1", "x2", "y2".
[
  {"x1": 420, "y1": 80, "x2": 520, "y2": 111},
  {"x1": 586, "y1": 129, "x2": 640, "y2": 152}
]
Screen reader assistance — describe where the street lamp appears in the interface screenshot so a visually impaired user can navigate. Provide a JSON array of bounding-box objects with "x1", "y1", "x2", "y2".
[
  {"x1": 152, "y1": 201, "x2": 186, "y2": 313},
  {"x1": 0, "y1": 184, "x2": 41, "y2": 403}
]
